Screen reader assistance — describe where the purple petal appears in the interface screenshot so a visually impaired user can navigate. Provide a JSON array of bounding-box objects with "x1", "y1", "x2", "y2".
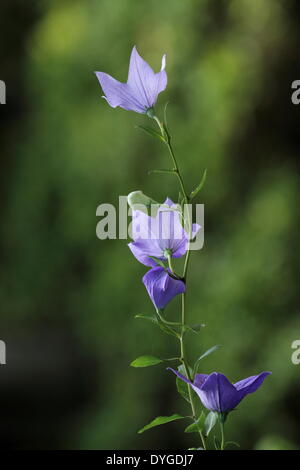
[
  {"x1": 194, "y1": 374, "x2": 209, "y2": 388},
  {"x1": 142, "y1": 267, "x2": 185, "y2": 309},
  {"x1": 127, "y1": 46, "x2": 167, "y2": 109},
  {"x1": 194, "y1": 372, "x2": 239, "y2": 413},
  {"x1": 234, "y1": 372, "x2": 271, "y2": 395},
  {"x1": 171, "y1": 235, "x2": 188, "y2": 258},
  {"x1": 167, "y1": 368, "x2": 193, "y2": 385},
  {"x1": 191, "y1": 223, "x2": 201, "y2": 238},
  {"x1": 131, "y1": 210, "x2": 157, "y2": 241},
  {"x1": 154, "y1": 201, "x2": 186, "y2": 254},
  {"x1": 129, "y1": 209, "x2": 165, "y2": 266},
  {"x1": 164, "y1": 198, "x2": 175, "y2": 207},
  {"x1": 95, "y1": 71, "x2": 145, "y2": 113},
  {"x1": 128, "y1": 240, "x2": 162, "y2": 267},
  {"x1": 129, "y1": 198, "x2": 197, "y2": 263}
]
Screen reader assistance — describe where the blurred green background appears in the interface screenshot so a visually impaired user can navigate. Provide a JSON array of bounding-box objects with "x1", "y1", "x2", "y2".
[{"x1": 0, "y1": 0, "x2": 300, "y2": 450}]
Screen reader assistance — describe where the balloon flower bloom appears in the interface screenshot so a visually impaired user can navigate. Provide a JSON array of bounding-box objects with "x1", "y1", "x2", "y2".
[
  {"x1": 95, "y1": 46, "x2": 167, "y2": 114},
  {"x1": 168, "y1": 369, "x2": 271, "y2": 413},
  {"x1": 128, "y1": 198, "x2": 200, "y2": 309}
]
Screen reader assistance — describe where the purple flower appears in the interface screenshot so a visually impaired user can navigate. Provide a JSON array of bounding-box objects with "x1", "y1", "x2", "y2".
[
  {"x1": 128, "y1": 198, "x2": 200, "y2": 268},
  {"x1": 95, "y1": 46, "x2": 167, "y2": 114},
  {"x1": 168, "y1": 369, "x2": 271, "y2": 413},
  {"x1": 143, "y1": 267, "x2": 185, "y2": 310},
  {"x1": 128, "y1": 198, "x2": 199, "y2": 309}
]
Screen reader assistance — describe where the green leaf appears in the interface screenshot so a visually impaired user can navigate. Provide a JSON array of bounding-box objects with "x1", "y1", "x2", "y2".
[
  {"x1": 135, "y1": 312, "x2": 179, "y2": 339},
  {"x1": 184, "y1": 412, "x2": 205, "y2": 433},
  {"x1": 204, "y1": 411, "x2": 218, "y2": 437},
  {"x1": 190, "y1": 169, "x2": 207, "y2": 200},
  {"x1": 134, "y1": 313, "x2": 157, "y2": 325},
  {"x1": 225, "y1": 441, "x2": 240, "y2": 449},
  {"x1": 148, "y1": 168, "x2": 175, "y2": 175},
  {"x1": 176, "y1": 376, "x2": 191, "y2": 403},
  {"x1": 183, "y1": 323, "x2": 205, "y2": 335},
  {"x1": 155, "y1": 311, "x2": 180, "y2": 338},
  {"x1": 130, "y1": 355, "x2": 163, "y2": 368},
  {"x1": 136, "y1": 125, "x2": 165, "y2": 142},
  {"x1": 148, "y1": 256, "x2": 166, "y2": 268},
  {"x1": 163, "y1": 122, "x2": 170, "y2": 141},
  {"x1": 194, "y1": 345, "x2": 221, "y2": 374},
  {"x1": 138, "y1": 414, "x2": 186, "y2": 434},
  {"x1": 190, "y1": 323, "x2": 206, "y2": 331},
  {"x1": 163, "y1": 101, "x2": 169, "y2": 128},
  {"x1": 176, "y1": 364, "x2": 193, "y2": 403},
  {"x1": 214, "y1": 436, "x2": 221, "y2": 450}
]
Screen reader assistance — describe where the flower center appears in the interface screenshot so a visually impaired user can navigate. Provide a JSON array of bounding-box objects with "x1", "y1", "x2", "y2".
[
  {"x1": 163, "y1": 248, "x2": 172, "y2": 259},
  {"x1": 146, "y1": 107, "x2": 155, "y2": 118}
]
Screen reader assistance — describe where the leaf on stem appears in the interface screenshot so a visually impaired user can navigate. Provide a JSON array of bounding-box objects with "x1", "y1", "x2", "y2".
[
  {"x1": 184, "y1": 412, "x2": 205, "y2": 433},
  {"x1": 135, "y1": 312, "x2": 179, "y2": 338},
  {"x1": 194, "y1": 345, "x2": 221, "y2": 374},
  {"x1": 214, "y1": 436, "x2": 221, "y2": 450},
  {"x1": 204, "y1": 411, "x2": 218, "y2": 437},
  {"x1": 134, "y1": 313, "x2": 157, "y2": 324},
  {"x1": 130, "y1": 355, "x2": 163, "y2": 368},
  {"x1": 138, "y1": 414, "x2": 186, "y2": 434},
  {"x1": 163, "y1": 101, "x2": 169, "y2": 129},
  {"x1": 148, "y1": 256, "x2": 166, "y2": 268},
  {"x1": 148, "y1": 168, "x2": 176, "y2": 175},
  {"x1": 183, "y1": 323, "x2": 205, "y2": 335},
  {"x1": 176, "y1": 364, "x2": 193, "y2": 403},
  {"x1": 225, "y1": 441, "x2": 240, "y2": 449},
  {"x1": 190, "y1": 169, "x2": 207, "y2": 200},
  {"x1": 155, "y1": 311, "x2": 180, "y2": 338},
  {"x1": 135, "y1": 125, "x2": 165, "y2": 142}
]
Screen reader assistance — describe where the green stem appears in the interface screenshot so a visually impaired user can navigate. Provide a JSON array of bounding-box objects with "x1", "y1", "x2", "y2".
[
  {"x1": 180, "y1": 293, "x2": 206, "y2": 450},
  {"x1": 220, "y1": 419, "x2": 225, "y2": 450},
  {"x1": 153, "y1": 116, "x2": 188, "y2": 204},
  {"x1": 166, "y1": 252, "x2": 175, "y2": 274},
  {"x1": 153, "y1": 114, "x2": 206, "y2": 450}
]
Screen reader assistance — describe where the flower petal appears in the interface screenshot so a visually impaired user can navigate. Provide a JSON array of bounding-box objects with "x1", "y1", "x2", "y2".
[
  {"x1": 95, "y1": 71, "x2": 145, "y2": 113},
  {"x1": 167, "y1": 368, "x2": 193, "y2": 385},
  {"x1": 194, "y1": 372, "x2": 239, "y2": 413},
  {"x1": 128, "y1": 240, "x2": 162, "y2": 267},
  {"x1": 131, "y1": 209, "x2": 158, "y2": 241},
  {"x1": 127, "y1": 46, "x2": 167, "y2": 109},
  {"x1": 234, "y1": 372, "x2": 271, "y2": 395},
  {"x1": 194, "y1": 373, "x2": 209, "y2": 388},
  {"x1": 154, "y1": 199, "x2": 186, "y2": 254},
  {"x1": 142, "y1": 267, "x2": 185, "y2": 309},
  {"x1": 173, "y1": 222, "x2": 201, "y2": 256}
]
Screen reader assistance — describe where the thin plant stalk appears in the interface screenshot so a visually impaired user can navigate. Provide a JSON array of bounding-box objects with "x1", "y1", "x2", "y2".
[{"x1": 152, "y1": 114, "x2": 206, "y2": 450}]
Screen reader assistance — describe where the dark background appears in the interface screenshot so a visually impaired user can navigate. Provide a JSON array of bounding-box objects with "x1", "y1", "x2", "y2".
[{"x1": 0, "y1": 0, "x2": 299, "y2": 450}]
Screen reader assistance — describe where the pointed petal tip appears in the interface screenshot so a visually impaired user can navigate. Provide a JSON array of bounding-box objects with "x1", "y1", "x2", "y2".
[
  {"x1": 131, "y1": 45, "x2": 139, "y2": 57},
  {"x1": 256, "y1": 371, "x2": 272, "y2": 378},
  {"x1": 263, "y1": 371, "x2": 272, "y2": 377},
  {"x1": 164, "y1": 197, "x2": 175, "y2": 207},
  {"x1": 168, "y1": 368, "x2": 192, "y2": 385}
]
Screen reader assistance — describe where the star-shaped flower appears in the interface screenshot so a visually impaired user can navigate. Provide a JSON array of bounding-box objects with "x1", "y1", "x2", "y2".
[
  {"x1": 168, "y1": 369, "x2": 271, "y2": 413},
  {"x1": 95, "y1": 46, "x2": 167, "y2": 113}
]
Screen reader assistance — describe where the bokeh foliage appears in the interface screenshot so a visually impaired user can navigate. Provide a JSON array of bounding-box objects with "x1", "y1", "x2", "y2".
[{"x1": 1, "y1": 0, "x2": 300, "y2": 449}]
